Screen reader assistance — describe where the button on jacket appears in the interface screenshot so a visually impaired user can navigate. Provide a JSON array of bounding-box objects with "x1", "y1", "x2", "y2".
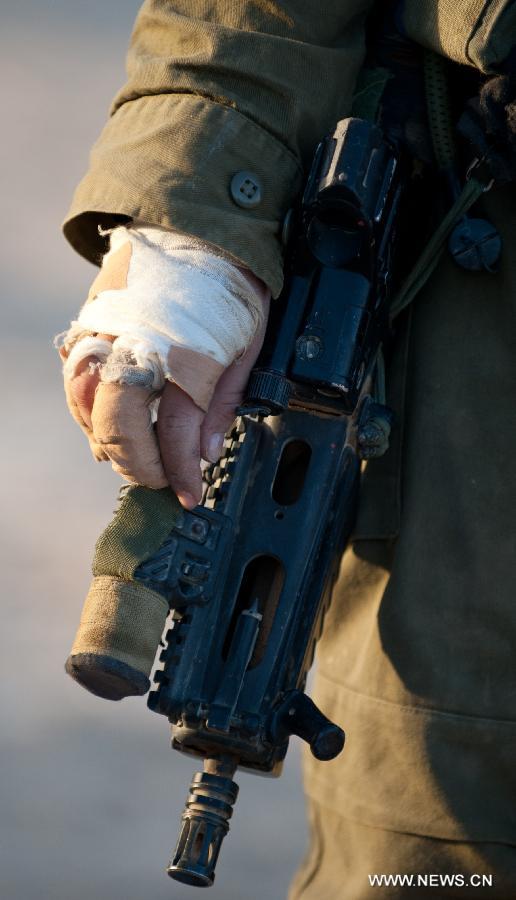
[{"x1": 64, "y1": 0, "x2": 516, "y2": 298}]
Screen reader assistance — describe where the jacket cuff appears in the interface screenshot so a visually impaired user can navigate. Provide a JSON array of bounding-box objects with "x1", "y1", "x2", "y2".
[
  {"x1": 401, "y1": 0, "x2": 516, "y2": 73},
  {"x1": 63, "y1": 93, "x2": 304, "y2": 298}
]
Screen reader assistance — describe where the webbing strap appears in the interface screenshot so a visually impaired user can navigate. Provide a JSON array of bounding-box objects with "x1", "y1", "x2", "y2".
[
  {"x1": 389, "y1": 175, "x2": 488, "y2": 320},
  {"x1": 351, "y1": 66, "x2": 392, "y2": 121},
  {"x1": 390, "y1": 51, "x2": 493, "y2": 320}
]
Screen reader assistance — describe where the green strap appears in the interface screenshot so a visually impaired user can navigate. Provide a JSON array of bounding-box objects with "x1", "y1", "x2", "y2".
[
  {"x1": 373, "y1": 345, "x2": 387, "y2": 405},
  {"x1": 389, "y1": 175, "x2": 488, "y2": 320},
  {"x1": 390, "y1": 50, "x2": 495, "y2": 320},
  {"x1": 351, "y1": 66, "x2": 392, "y2": 121},
  {"x1": 423, "y1": 49, "x2": 457, "y2": 171}
]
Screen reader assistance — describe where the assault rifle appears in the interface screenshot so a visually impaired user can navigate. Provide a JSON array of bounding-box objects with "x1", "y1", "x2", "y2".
[{"x1": 132, "y1": 117, "x2": 404, "y2": 887}]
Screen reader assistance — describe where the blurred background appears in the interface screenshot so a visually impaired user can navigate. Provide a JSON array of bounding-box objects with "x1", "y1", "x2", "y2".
[{"x1": 0, "y1": 4, "x2": 307, "y2": 898}]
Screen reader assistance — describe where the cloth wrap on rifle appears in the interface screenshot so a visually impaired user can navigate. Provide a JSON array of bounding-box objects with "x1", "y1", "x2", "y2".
[{"x1": 66, "y1": 486, "x2": 182, "y2": 700}]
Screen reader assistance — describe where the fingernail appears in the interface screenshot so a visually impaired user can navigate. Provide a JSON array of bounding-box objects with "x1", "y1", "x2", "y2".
[
  {"x1": 177, "y1": 492, "x2": 197, "y2": 510},
  {"x1": 206, "y1": 433, "x2": 224, "y2": 463}
]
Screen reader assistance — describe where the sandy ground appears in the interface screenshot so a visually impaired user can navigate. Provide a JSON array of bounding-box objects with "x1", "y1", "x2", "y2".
[{"x1": 1, "y1": 6, "x2": 308, "y2": 898}]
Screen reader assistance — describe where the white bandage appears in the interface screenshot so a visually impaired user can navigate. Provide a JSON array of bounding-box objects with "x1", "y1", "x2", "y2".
[{"x1": 58, "y1": 224, "x2": 268, "y2": 409}]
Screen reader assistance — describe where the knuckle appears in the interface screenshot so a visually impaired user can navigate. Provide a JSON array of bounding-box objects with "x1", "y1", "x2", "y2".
[{"x1": 210, "y1": 398, "x2": 239, "y2": 423}]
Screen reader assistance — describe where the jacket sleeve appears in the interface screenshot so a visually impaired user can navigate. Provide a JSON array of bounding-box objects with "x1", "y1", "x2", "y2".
[
  {"x1": 399, "y1": 0, "x2": 516, "y2": 73},
  {"x1": 63, "y1": 0, "x2": 375, "y2": 297}
]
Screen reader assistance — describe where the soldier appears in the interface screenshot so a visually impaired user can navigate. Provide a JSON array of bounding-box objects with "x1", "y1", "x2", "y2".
[{"x1": 58, "y1": 2, "x2": 516, "y2": 896}]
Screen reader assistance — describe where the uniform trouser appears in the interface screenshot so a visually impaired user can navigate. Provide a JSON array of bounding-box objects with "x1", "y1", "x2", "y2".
[
  {"x1": 289, "y1": 796, "x2": 516, "y2": 898},
  {"x1": 289, "y1": 184, "x2": 516, "y2": 898}
]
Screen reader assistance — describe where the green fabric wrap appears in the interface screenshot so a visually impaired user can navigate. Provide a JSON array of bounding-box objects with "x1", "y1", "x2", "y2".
[
  {"x1": 93, "y1": 485, "x2": 183, "y2": 581},
  {"x1": 70, "y1": 575, "x2": 169, "y2": 676}
]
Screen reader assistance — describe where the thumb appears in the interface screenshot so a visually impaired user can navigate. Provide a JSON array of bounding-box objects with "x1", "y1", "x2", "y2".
[{"x1": 200, "y1": 314, "x2": 268, "y2": 463}]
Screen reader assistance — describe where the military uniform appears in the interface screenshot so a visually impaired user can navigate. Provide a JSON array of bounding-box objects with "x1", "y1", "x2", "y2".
[{"x1": 64, "y1": 2, "x2": 516, "y2": 895}]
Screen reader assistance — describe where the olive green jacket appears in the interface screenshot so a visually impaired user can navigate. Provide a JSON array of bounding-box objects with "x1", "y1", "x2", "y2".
[{"x1": 64, "y1": 0, "x2": 516, "y2": 298}]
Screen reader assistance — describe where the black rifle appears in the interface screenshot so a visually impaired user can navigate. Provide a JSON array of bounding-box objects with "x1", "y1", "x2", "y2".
[{"x1": 134, "y1": 117, "x2": 403, "y2": 887}]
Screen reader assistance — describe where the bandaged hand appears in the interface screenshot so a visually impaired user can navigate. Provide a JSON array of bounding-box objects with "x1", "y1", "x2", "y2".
[{"x1": 57, "y1": 224, "x2": 270, "y2": 508}]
